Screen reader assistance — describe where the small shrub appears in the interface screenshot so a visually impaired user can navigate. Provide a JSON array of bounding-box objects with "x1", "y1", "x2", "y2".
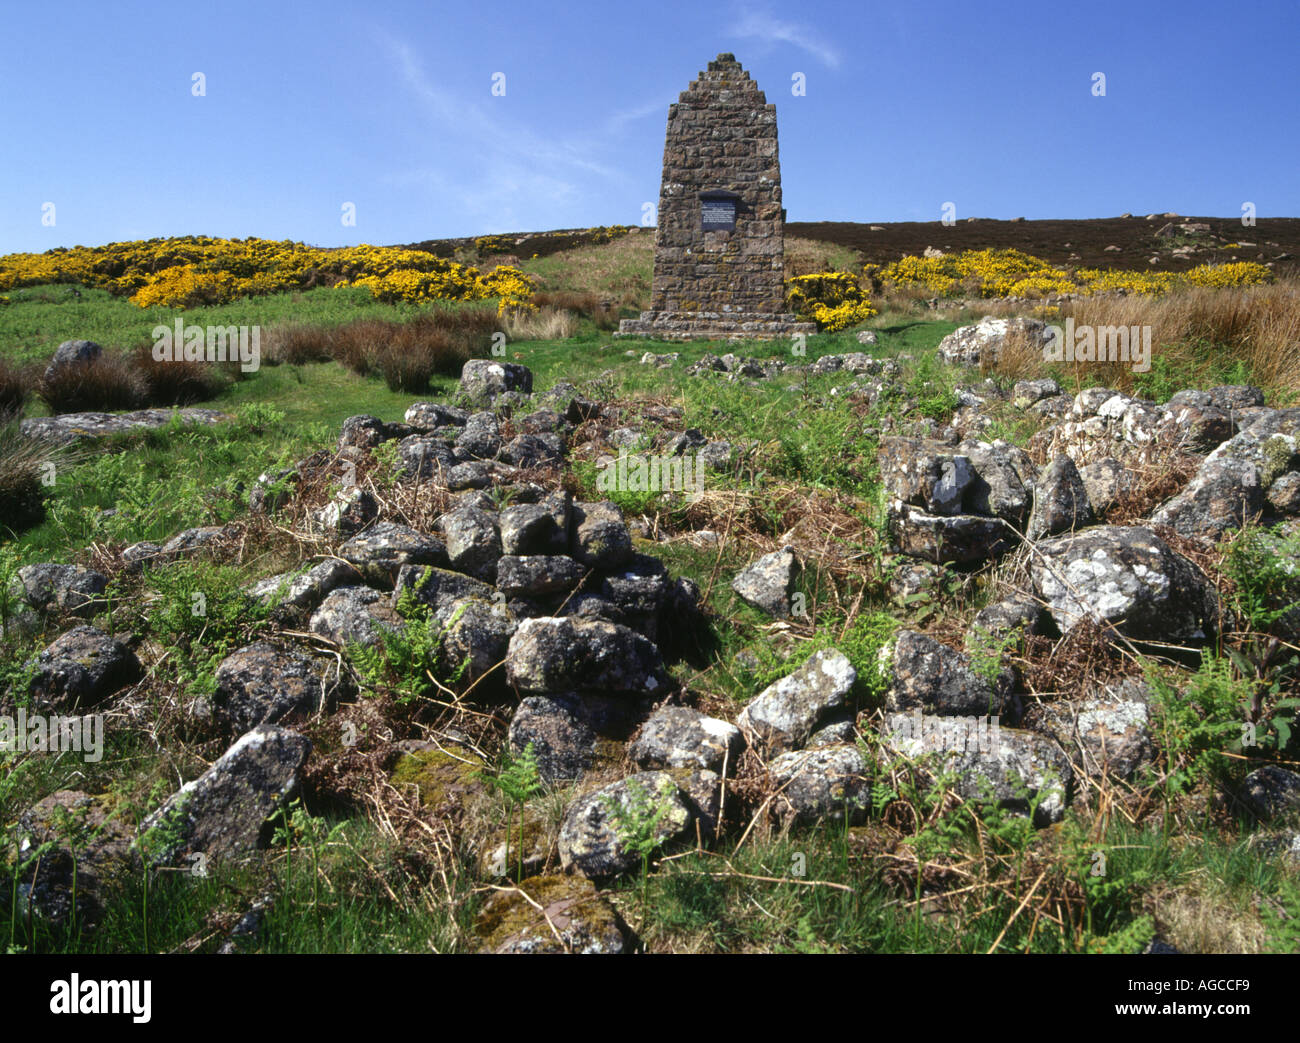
[
  {"x1": 0, "y1": 359, "x2": 31, "y2": 418},
  {"x1": 131, "y1": 342, "x2": 229, "y2": 405}
]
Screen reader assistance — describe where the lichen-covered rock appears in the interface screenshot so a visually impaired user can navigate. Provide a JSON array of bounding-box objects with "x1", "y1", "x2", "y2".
[
  {"x1": 882, "y1": 630, "x2": 1008, "y2": 717},
  {"x1": 501, "y1": 433, "x2": 565, "y2": 469},
  {"x1": 1078, "y1": 457, "x2": 1135, "y2": 516},
  {"x1": 558, "y1": 772, "x2": 693, "y2": 877},
  {"x1": 886, "y1": 502, "x2": 1015, "y2": 564},
  {"x1": 339, "y1": 521, "x2": 448, "y2": 584},
  {"x1": 475, "y1": 874, "x2": 629, "y2": 954},
  {"x1": 12, "y1": 563, "x2": 107, "y2": 618},
  {"x1": 1029, "y1": 526, "x2": 1220, "y2": 642},
  {"x1": 312, "y1": 486, "x2": 379, "y2": 536},
  {"x1": 213, "y1": 641, "x2": 346, "y2": 733},
  {"x1": 440, "y1": 598, "x2": 514, "y2": 684},
  {"x1": 27, "y1": 625, "x2": 142, "y2": 711},
  {"x1": 394, "y1": 434, "x2": 457, "y2": 481},
  {"x1": 629, "y1": 705, "x2": 743, "y2": 772},
  {"x1": 447, "y1": 461, "x2": 492, "y2": 491},
  {"x1": 43, "y1": 338, "x2": 102, "y2": 381},
  {"x1": 505, "y1": 617, "x2": 669, "y2": 697},
  {"x1": 969, "y1": 593, "x2": 1047, "y2": 646},
  {"x1": 570, "y1": 501, "x2": 632, "y2": 569},
  {"x1": 878, "y1": 438, "x2": 975, "y2": 516},
  {"x1": 138, "y1": 725, "x2": 311, "y2": 865},
  {"x1": 458, "y1": 360, "x2": 533, "y2": 406},
  {"x1": 1041, "y1": 678, "x2": 1153, "y2": 780},
  {"x1": 456, "y1": 412, "x2": 502, "y2": 460},
  {"x1": 159, "y1": 525, "x2": 235, "y2": 561},
  {"x1": 439, "y1": 506, "x2": 503, "y2": 581},
  {"x1": 731, "y1": 547, "x2": 800, "y2": 618},
  {"x1": 1239, "y1": 765, "x2": 1300, "y2": 822},
  {"x1": 768, "y1": 745, "x2": 870, "y2": 824},
  {"x1": 495, "y1": 555, "x2": 586, "y2": 598},
  {"x1": 1027, "y1": 455, "x2": 1092, "y2": 539},
  {"x1": 405, "y1": 401, "x2": 468, "y2": 430},
  {"x1": 338, "y1": 414, "x2": 405, "y2": 450},
  {"x1": 1150, "y1": 456, "x2": 1263, "y2": 538},
  {"x1": 500, "y1": 502, "x2": 566, "y2": 556},
  {"x1": 737, "y1": 649, "x2": 856, "y2": 753},
  {"x1": 1013, "y1": 378, "x2": 1061, "y2": 409},
  {"x1": 391, "y1": 564, "x2": 495, "y2": 617},
  {"x1": 936, "y1": 317, "x2": 1051, "y2": 367},
  {"x1": 880, "y1": 715, "x2": 1071, "y2": 826},
  {"x1": 509, "y1": 695, "x2": 598, "y2": 782},
  {"x1": 309, "y1": 586, "x2": 405, "y2": 648},
  {"x1": 246, "y1": 559, "x2": 362, "y2": 624},
  {"x1": 961, "y1": 440, "x2": 1037, "y2": 526}
]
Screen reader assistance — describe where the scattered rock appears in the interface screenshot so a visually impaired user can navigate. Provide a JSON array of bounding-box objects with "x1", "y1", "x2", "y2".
[
  {"x1": 12, "y1": 563, "x2": 107, "y2": 617},
  {"x1": 458, "y1": 360, "x2": 533, "y2": 406},
  {"x1": 439, "y1": 506, "x2": 503, "y2": 581},
  {"x1": 731, "y1": 547, "x2": 800, "y2": 618},
  {"x1": 1026, "y1": 456, "x2": 1093, "y2": 539},
  {"x1": 882, "y1": 629, "x2": 1008, "y2": 717},
  {"x1": 558, "y1": 772, "x2": 693, "y2": 877},
  {"x1": 309, "y1": 586, "x2": 405, "y2": 648},
  {"x1": 737, "y1": 649, "x2": 856, "y2": 753},
  {"x1": 629, "y1": 705, "x2": 743, "y2": 773},
  {"x1": 213, "y1": 641, "x2": 345, "y2": 732},
  {"x1": 505, "y1": 617, "x2": 670, "y2": 697},
  {"x1": 1239, "y1": 765, "x2": 1300, "y2": 822},
  {"x1": 28, "y1": 625, "x2": 142, "y2": 711},
  {"x1": 768, "y1": 745, "x2": 870, "y2": 824}
]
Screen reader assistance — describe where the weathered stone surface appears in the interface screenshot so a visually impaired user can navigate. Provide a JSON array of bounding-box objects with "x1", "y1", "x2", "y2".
[
  {"x1": 138, "y1": 725, "x2": 311, "y2": 865},
  {"x1": 936, "y1": 317, "x2": 1051, "y2": 366},
  {"x1": 475, "y1": 874, "x2": 629, "y2": 953},
  {"x1": 881, "y1": 715, "x2": 1072, "y2": 826},
  {"x1": 570, "y1": 501, "x2": 632, "y2": 569},
  {"x1": 338, "y1": 521, "x2": 447, "y2": 583},
  {"x1": 447, "y1": 461, "x2": 491, "y2": 491},
  {"x1": 456, "y1": 412, "x2": 502, "y2": 460},
  {"x1": 394, "y1": 434, "x2": 456, "y2": 481},
  {"x1": 969, "y1": 593, "x2": 1047, "y2": 645},
  {"x1": 159, "y1": 525, "x2": 234, "y2": 561},
  {"x1": 961, "y1": 440, "x2": 1037, "y2": 526},
  {"x1": 339, "y1": 414, "x2": 404, "y2": 450},
  {"x1": 737, "y1": 649, "x2": 856, "y2": 753},
  {"x1": 309, "y1": 586, "x2": 404, "y2": 648},
  {"x1": 501, "y1": 433, "x2": 565, "y2": 469},
  {"x1": 44, "y1": 338, "x2": 102, "y2": 381},
  {"x1": 28, "y1": 625, "x2": 142, "y2": 711},
  {"x1": 882, "y1": 630, "x2": 1006, "y2": 717},
  {"x1": 314, "y1": 487, "x2": 379, "y2": 536},
  {"x1": 1041, "y1": 678, "x2": 1153, "y2": 780},
  {"x1": 247, "y1": 559, "x2": 363, "y2": 624},
  {"x1": 1150, "y1": 456, "x2": 1263, "y2": 538},
  {"x1": 731, "y1": 547, "x2": 799, "y2": 618},
  {"x1": 768, "y1": 745, "x2": 870, "y2": 824},
  {"x1": 887, "y1": 502, "x2": 1015, "y2": 563},
  {"x1": 12, "y1": 564, "x2": 107, "y2": 617},
  {"x1": 440, "y1": 598, "x2": 513, "y2": 683},
  {"x1": 500, "y1": 503, "x2": 565, "y2": 555},
  {"x1": 439, "y1": 506, "x2": 502, "y2": 581},
  {"x1": 1027, "y1": 455, "x2": 1093, "y2": 539},
  {"x1": 248, "y1": 467, "x2": 296, "y2": 514},
  {"x1": 505, "y1": 617, "x2": 670, "y2": 697},
  {"x1": 509, "y1": 695, "x2": 598, "y2": 782},
  {"x1": 495, "y1": 555, "x2": 586, "y2": 598},
  {"x1": 392, "y1": 564, "x2": 495, "y2": 618},
  {"x1": 878, "y1": 438, "x2": 975, "y2": 516},
  {"x1": 458, "y1": 360, "x2": 533, "y2": 406},
  {"x1": 1078, "y1": 457, "x2": 1135, "y2": 515},
  {"x1": 559, "y1": 772, "x2": 693, "y2": 877},
  {"x1": 405, "y1": 402, "x2": 468, "y2": 430},
  {"x1": 1029, "y1": 526, "x2": 1220, "y2": 642},
  {"x1": 1013, "y1": 378, "x2": 1061, "y2": 409},
  {"x1": 20, "y1": 408, "x2": 232, "y2": 445},
  {"x1": 1239, "y1": 765, "x2": 1300, "y2": 822},
  {"x1": 214, "y1": 641, "x2": 344, "y2": 732},
  {"x1": 629, "y1": 705, "x2": 743, "y2": 772}
]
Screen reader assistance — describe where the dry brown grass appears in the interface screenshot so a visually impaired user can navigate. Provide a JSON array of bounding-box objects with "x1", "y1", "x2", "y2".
[
  {"x1": 37, "y1": 352, "x2": 144, "y2": 413},
  {"x1": 501, "y1": 305, "x2": 577, "y2": 341}
]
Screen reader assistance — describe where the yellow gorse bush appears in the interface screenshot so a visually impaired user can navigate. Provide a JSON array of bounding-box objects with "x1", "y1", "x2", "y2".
[
  {"x1": 786, "y1": 272, "x2": 878, "y2": 332},
  {"x1": 0, "y1": 235, "x2": 535, "y2": 311},
  {"x1": 876, "y1": 248, "x2": 1274, "y2": 300}
]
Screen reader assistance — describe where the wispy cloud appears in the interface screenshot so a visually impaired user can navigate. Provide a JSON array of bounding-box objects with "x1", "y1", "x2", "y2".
[
  {"x1": 731, "y1": 10, "x2": 843, "y2": 69},
  {"x1": 376, "y1": 31, "x2": 621, "y2": 225}
]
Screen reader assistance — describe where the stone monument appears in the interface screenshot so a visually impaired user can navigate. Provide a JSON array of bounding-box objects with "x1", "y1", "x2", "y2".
[{"x1": 618, "y1": 54, "x2": 815, "y2": 341}]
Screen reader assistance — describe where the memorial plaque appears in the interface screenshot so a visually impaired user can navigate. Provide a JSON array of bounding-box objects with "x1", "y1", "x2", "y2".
[{"x1": 701, "y1": 195, "x2": 736, "y2": 231}]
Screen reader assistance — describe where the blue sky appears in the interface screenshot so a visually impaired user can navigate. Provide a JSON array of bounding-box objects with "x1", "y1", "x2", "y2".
[{"x1": 3, "y1": 0, "x2": 1297, "y2": 253}]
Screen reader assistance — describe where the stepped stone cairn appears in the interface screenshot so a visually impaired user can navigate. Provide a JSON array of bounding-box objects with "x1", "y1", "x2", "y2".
[{"x1": 618, "y1": 54, "x2": 815, "y2": 341}]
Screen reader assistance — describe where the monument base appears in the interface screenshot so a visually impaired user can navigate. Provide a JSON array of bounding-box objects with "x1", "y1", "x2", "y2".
[{"x1": 616, "y1": 310, "x2": 817, "y2": 341}]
